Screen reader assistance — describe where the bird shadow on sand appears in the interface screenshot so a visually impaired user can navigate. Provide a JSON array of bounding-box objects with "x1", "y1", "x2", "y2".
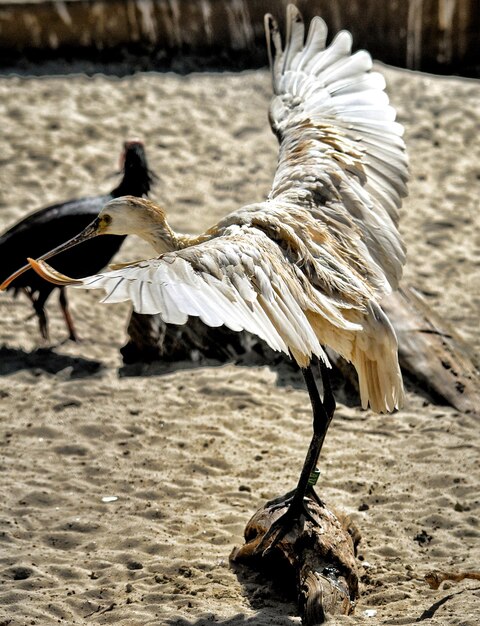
[
  {"x1": 0, "y1": 345, "x2": 103, "y2": 378},
  {"x1": 118, "y1": 348, "x2": 362, "y2": 408},
  {"x1": 118, "y1": 347, "x2": 438, "y2": 410}
]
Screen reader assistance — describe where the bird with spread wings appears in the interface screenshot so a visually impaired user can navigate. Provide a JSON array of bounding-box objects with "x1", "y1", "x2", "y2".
[{"x1": 1, "y1": 5, "x2": 408, "y2": 549}]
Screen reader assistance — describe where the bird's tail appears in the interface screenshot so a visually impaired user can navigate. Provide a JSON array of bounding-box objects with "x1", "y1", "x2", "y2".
[
  {"x1": 307, "y1": 300, "x2": 404, "y2": 413},
  {"x1": 348, "y1": 301, "x2": 404, "y2": 413}
]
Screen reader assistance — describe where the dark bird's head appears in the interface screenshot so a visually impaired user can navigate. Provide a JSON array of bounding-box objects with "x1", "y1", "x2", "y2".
[{"x1": 113, "y1": 139, "x2": 157, "y2": 198}]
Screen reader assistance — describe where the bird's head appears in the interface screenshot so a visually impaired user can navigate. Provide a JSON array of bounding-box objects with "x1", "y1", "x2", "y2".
[
  {"x1": 115, "y1": 139, "x2": 156, "y2": 197},
  {"x1": 0, "y1": 196, "x2": 171, "y2": 291},
  {"x1": 95, "y1": 196, "x2": 168, "y2": 237}
]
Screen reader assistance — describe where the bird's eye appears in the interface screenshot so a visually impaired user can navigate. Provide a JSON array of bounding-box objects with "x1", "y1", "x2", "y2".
[{"x1": 102, "y1": 215, "x2": 112, "y2": 226}]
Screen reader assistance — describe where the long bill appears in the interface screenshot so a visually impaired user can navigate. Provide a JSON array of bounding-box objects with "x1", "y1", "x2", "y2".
[
  {"x1": 28, "y1": 258, "x2": 83, "y2": 286},
  {"x1": 0, "y1": 218, "x2": 101, "y2": 291}
]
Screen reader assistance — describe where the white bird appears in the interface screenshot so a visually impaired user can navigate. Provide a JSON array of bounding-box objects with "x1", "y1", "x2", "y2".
[{"x1": 2, "y1": 5, "x2": 408, "y2": 549}]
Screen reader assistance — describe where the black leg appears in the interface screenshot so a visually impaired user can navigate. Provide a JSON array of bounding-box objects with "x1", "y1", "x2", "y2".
[
  {"x1": 288, "y1": 364, "x2": 335, "y2": 509},
  {"x1": 317, "y1": 359, "x2": 336, "y2": 423},
  {"x1": 255, "y1": 361, "x2": 336, "y2": 555},
  {"x1": 31, "y1": 292, "x2": 49, "y2": 342},
  {"x1": 59, "y1": 288, "x2": 78, "y2": 342},
  {"x1": 22, "y1": 288, "x2": 37, "y2": 321}
]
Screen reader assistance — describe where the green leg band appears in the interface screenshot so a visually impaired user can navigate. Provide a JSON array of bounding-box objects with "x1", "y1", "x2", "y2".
[{"x1": 308, "y1": 468, "x2": 320, "y2": 487}]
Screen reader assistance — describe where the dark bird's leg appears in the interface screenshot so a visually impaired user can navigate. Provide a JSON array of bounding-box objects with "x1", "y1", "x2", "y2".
[
  {"x1": 58, "y1": 288, "x2": 78, "y2": 342},
  {"x1": 255, "y1": 361, "x2": 335, "y2": 556},
  {"x1": 32, "y1": 292, "x2": 50, "y2": 342},
  {"x1": 22, "y1": 288, "x2": 38, "y2": 320}
]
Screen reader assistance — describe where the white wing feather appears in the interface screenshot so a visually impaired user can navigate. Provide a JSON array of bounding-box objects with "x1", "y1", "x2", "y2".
[
  {"x1": 78, "y1": 230, "x2": 329, "y2": 366},
  {"x1": 265, "y1": 5, "x2": 408, "y2": 291}
]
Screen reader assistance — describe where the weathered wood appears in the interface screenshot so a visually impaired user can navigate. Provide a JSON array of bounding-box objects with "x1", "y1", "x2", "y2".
[
  {"x1": 121, "y1": 311, "x2": 268, "y2": 365},
  {"x1": 122, "y1": 284, "x2": 479, "y2": 415},
  {"x1": 0, "y1": 0, "x2": 478, "y2": 74},
  {"x1": 382, "y1": 286, "x2": 479, "y2": 416},
  {"x1": 230, "y1": 493, "x2": 360, "y2": 624}
]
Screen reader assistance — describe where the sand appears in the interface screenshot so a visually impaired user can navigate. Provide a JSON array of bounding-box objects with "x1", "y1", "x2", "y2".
[{"x1": 0, "y1": 60, "x2": 479, "y2": 625}]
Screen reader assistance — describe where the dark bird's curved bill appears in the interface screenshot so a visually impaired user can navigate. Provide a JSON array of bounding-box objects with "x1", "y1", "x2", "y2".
[{"x1": 0, "y1": 218, "x2": 101, "y2": 291}]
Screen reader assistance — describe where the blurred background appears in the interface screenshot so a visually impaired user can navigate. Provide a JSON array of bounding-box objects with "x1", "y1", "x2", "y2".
[{"x1": 0, "y1": 0, "x2": 479, "y2": 76}]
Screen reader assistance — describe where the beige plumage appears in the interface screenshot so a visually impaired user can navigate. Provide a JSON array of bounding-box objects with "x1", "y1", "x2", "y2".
[{"x1": 19, "y1": 6, "x2": 408, "y2": 414}]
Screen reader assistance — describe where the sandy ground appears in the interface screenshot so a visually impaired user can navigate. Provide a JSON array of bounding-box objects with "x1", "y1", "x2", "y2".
[{"x1": 0, "y1": 59, "x2": 479, "y2": 625}]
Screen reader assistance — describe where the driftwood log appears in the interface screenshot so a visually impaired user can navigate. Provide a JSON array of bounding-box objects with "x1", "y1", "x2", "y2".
[
  {"x1": 425, "y1": 570, "x2": 480, "y2": 590},
  {"x1": 230, "y1": 493, "x2": 360, "y2": 624},
  {"x1": 121, "y1": 285, "x2": 479, "y2": 416},
  {"x1": 381, "y1": 286, "x2": 479, "y2": 416}
]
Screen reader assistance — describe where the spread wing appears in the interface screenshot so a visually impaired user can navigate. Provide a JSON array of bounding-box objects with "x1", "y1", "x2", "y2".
[
  {"x1": 265, "y1": 5, "x2": 408, "y2": 290},
  {"x1": 30, "y1": 224, "x2": 403, "y2": 410},
  {"x1": 32, "y1": 228, "x2": 359, "y2": 367}
]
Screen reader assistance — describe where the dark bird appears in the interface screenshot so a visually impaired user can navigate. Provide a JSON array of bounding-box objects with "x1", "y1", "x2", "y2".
[{"x1": 0, "y1": 139, "x2": 155, "y2": 341}]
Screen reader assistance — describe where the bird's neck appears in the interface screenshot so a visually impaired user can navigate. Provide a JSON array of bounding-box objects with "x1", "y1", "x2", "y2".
[
  {"x1": 141, "y1": 224, "x2": 210, "y2": 255},
  {"x1": 113, "y1": 172, "x2": 151, "y2": 198},
  {"x1": 131, "y1": 200, "x2": 214, "y2": 254}
]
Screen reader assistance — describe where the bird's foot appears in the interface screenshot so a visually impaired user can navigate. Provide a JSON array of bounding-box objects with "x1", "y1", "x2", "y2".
[
  {"x1": 263, "y1": 488, "x2": 296, "y2": 512},
  {"x1": 56, "y1": 334, "x2": 80, "y2": 346},
  {"x1": 254, "y1": 487, "x2": 322, "y2": 558}
]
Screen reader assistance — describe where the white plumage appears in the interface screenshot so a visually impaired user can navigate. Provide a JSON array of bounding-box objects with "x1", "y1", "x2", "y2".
[{"x1": 23, "y1": 5, "x2": 408, "y2": 414}]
